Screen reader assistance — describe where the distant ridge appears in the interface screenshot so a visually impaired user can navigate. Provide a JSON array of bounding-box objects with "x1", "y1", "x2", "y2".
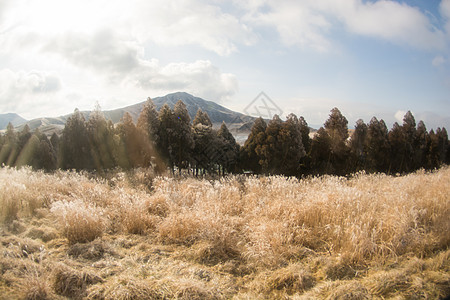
[
  {"x1": 0, "y1": 113, "x2": 27, "y2": 130},
  {"x1": 12, "y1": 92, "x2": 256, "y2": 138}
]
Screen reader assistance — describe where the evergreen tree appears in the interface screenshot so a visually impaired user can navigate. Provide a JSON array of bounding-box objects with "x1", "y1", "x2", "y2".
[
  {"x1": 349, "y1": 119, "x2": 367, "y2": 172},
  {"x1": 402, "y1": 111, "x2": 416, "y2": 172},
  {"x1": 172, "y1": 100, "x2": 194, "y2": 173},
  {"x1": 116, "y1": 112, "x2": 149, "y2": 169},
  {"x1": 217, "y1": 122, "x2": 239, "y2": 175},
  {"x1": 388, "y1": 122, "x2": 406, "y2": 173},
  {"x1": 34, "y1": 133, "x2": 57, "y2": 171},
  {"x1": 50, "y1": 132, "x2": 60, "y2": 161},
  {"x1": 0, "y1": 123, "x2": 17, "y2": 165},
  {"x1": 137, "y1": 97, "x2": 160, "y2": 148},
  {"x1": 413, "y1": 120, "x2": 429, "y2": 170},
  {"x1": 193, "y1": 109, "x2": 212, "y2": 127},
  {"x1": 87, "y1": 105, "x2": 117, "y2": 170},
  {"x1": 366, "y1": 117, "x2": 390, "y2": 173},
  {"x1": 310, "y1": 127, "x2": 332, "y2": 174},
  {"x1": 192, "y1": 109, "x2": 216, "y2": 175},
  {"x1": 298, "y1": 116, "x2": 312, "y2": 174},
  {"x1": 278, "y1": 114, "x2": 305, "y2": 176},
  {"x1": 427, "y1": 129, "x2": 441, "y2": 170},
  {"x1": 60, "y1": 109, "x2": 93, "y2": 170},
  {"x1": 259, "y1": 114, "x2": 283, "y2": 173},
  {"x1": 15, "y1": 133, "x2": 39, "y2": 168},
  {"x1": 324, "y1": 108, "x2": 349, "y2": 175},
  {"x1": 242, "y1": 117, "x2": 267, "y2": 173},
  {"x1": 157, "y1": 104, "x2": 176, "y2": 172}
]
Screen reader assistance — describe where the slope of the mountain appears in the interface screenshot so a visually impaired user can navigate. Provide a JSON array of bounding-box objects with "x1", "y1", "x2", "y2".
[
  {"x1": 13, "y1": 92, "x2": 256, "y2": 137},
  {"x1": 0, "y1": 113, "x2": 27, "y2": 130}
]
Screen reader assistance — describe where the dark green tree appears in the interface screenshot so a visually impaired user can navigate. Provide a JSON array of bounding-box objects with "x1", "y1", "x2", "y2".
[
  {"x1": 401, "y1": 111, "x2": 416, "y2": 172},
  {"x1": 116, "y1": 112, "x2": 149, "y2": 169},
  {"x1": 388, "y1": 122, "x2": 406, "y2": 173},
  {"x1": 217, "y1": 122, "x2": 239, "y2": 175},
  {"x1": 310, "y1": 127, "x2": 332, "y2": 174},
  {"x1": 172, "y1": 100, "x2": 194, "y2": 173},
  {"x1": 137, "y1": 97, "x2": 160, "y2": 148},
  {"x1": 0, "y1": 123, "x2": 17, "y2": 165},
  {"x1": 192, "y1": 109, "x2": 216, "y2": 175},
  {"x1": 324, "y1": 108, "x2": 349, "y2": 175},
  {"x1": 241, "y1": 117, "x2": 267, "y2": 173},
  {"x1": 349, "y1": 119, "x2": 367, "y2": 172},
  {"x1": 60, "y1": 109, "x2": 93, "y2": 170},
  {"x1": 157, "y1": 104, "x2": 176, "y2": 172},
  {"x1": 366, "y1": 117, "x2": 390, "y2": 173},
  {"x1": 87, "y1": 106, "x2": 117, "y2": 170},
  {"x1": 413, "y1": 120, "x2": 429, "y2": 170}
]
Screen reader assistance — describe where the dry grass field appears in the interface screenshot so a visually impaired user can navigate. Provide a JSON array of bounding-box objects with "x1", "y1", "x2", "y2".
[{"x1": 1, "y1": 166, "x2": 449, "y2": 299}]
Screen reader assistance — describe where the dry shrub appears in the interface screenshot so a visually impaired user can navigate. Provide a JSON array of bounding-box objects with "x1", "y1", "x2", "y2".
[
  {"x1": 26, "y1": 226, "x2": 59, "y2": 242},
  {"x1": 86, "y1": 276, "x2": 169, "y2": 300},
  {"x1": 174, "y1": 279, "x2": 223, "y2": 300},
  {"x1": 52, "y1": 264, "x2": 103, "y2": 298},
  {"x1": 264, "y1": 264, "x2": 316, "y2": 295},
  {"x1": 18, "y1": 271, "x2": 55, "y2": 300},
  {"x1": 67, "y1": 239, "x2": 114, "y2": 261},
  {"x1": 51, "y1": 199, "x2": 105, "y2": 244},
  {"x1": 324, "y1": 256, "x2": 359, "y2": 281},
  {"x1": 120, "y1": 199, "x2": 159, "y2": 235},
  {"x1": 158, "y1": 212, "x2": 202, "y2": 245},
  {"x1": 296, "y1": 281, "x2": 369, "y2": 300},
  {"x1": 365, "y1": 269, "x2": 410, "y2": 297},
  {"x1": 188, "y1": 240, "x2": 240, "y2": 266}
]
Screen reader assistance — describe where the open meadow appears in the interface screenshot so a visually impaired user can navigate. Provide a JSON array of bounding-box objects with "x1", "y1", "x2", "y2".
[{"x1": 1, "y1": 166, "x2": 449, "y2": 299}]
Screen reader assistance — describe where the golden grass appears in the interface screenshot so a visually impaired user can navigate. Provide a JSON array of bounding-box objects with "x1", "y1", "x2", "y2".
[{"x1": 0, "y1": 166, "x2": 449, "y2": 299}]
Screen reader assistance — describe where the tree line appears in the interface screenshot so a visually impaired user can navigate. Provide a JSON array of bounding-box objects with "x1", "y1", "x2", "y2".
[{"x1": 0, "y1": 98, "x2": 449, "y2": 176}]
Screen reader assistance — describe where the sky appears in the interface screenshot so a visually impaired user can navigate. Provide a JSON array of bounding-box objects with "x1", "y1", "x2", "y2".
[{"x1": 0, "y1": 0, "x2": 449, "y2": 129}]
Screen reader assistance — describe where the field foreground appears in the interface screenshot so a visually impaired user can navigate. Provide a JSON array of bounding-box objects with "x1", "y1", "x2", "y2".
[{"x1": 1, "y1": 167, "x2": 449, "y2": 299}]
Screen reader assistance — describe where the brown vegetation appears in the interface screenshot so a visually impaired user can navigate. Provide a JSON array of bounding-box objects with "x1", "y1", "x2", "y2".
[{"x1": 1, "y1": 166, "x2": 449, "y2": 299}]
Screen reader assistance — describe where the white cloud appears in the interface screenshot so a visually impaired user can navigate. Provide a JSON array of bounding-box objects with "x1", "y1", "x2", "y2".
[
  {"x1": 0, "y1": 69, "x2": 63, "y2": 115},
  {"x1": 242, "y1": 0, "x2": 447, "y2": 52},
  {"x1": 45, "y1": 30, "x2": 238, "y2": 103},
  {"x1": 432, "y1": 55, "x2": 446, "y2": 67},
  {"x1": 335, "y1": 0, "x2": 446, "y2": 50},
  {"x1": 242, "y1": 1, "x2": 332, "y2": 52},
  {"x1": 441, "y1": 0, "x2": 450, "y2": 35},
  {"x1": 130, "y1": 0, "x2": 257, "y2": 56},
  {"x1": 394, "y1": 110, "x2": 407, "y2": 124}
]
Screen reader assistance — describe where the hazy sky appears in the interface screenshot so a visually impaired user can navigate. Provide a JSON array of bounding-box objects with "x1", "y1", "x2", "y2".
[{"x1": 1, "y1": 0, "x2": 449, "y2": 129}]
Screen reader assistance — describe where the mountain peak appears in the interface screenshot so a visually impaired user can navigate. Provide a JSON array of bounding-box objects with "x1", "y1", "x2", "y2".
[{"x1": 0, "y1": 113, "x2": 27, "y2": 130}]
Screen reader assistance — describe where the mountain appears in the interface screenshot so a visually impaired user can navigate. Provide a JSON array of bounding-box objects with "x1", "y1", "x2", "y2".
[
  {"x1": 0, "y1": 113, "x2": 27, "y2": 130},
  {"x1": 13, "y1": 92, "x2": 256, "y2": 140}
]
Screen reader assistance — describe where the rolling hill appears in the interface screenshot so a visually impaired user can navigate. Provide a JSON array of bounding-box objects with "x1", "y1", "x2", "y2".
[{"x1": 10, "y1": 92, "x2": 256, "y2": 141}]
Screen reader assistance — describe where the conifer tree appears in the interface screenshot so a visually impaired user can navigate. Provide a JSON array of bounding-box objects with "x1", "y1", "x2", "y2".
[
  {"x1": 388, "y1": 122, "x2": 406, "y2": 173},
  {"x1": 60, "y1": 109, "x2": 93, "y2": 170},
  {"x1": 192, "y1": 109, "x2": 216, "y2": 175},
  {"x1": 278, "y1": 113, "x2": 305, "y2": 175},
  {"x1": 324, "y1": 108, "x2": 349, "y2": 174},
  {"x1": 242, "y1": 117, "x2": 267, "y2": 173},
  {"x1": 217, "y1": 122, "x2": 239, "y2": 175},
  {"x1": 116, "y1": 112, "x2": 149, "y2": 169},
  {"x1": 413, "y1": 120, "x2": 429, "y2": 170},
  {"x1": 87, "y1": 105, "x2": 117, "y2": 170},
  {"x1": 137, "y1": 97, "x2": 160, "y2": 148},
  {"x1": 0, "y1": 123, "x2": 17, "y2": 165},
  {"x1": 402, "y1": 111, "x2": 416, "y2": 172},
  {"x1": 310, "y1": 127, "x2": 332, "y2": 174},
  {"x1": 366, "y1": 117, "x2": 390, "y2": 173},
  {"x1": 157, "y1": 104, "x2": 176, "y2": 172},
  {"x1": 349, "y1": 119, "x2": 367, "y2": 172},
  {"x1": 172, "y1": 100, "x2": 194, "y2": 173}
]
